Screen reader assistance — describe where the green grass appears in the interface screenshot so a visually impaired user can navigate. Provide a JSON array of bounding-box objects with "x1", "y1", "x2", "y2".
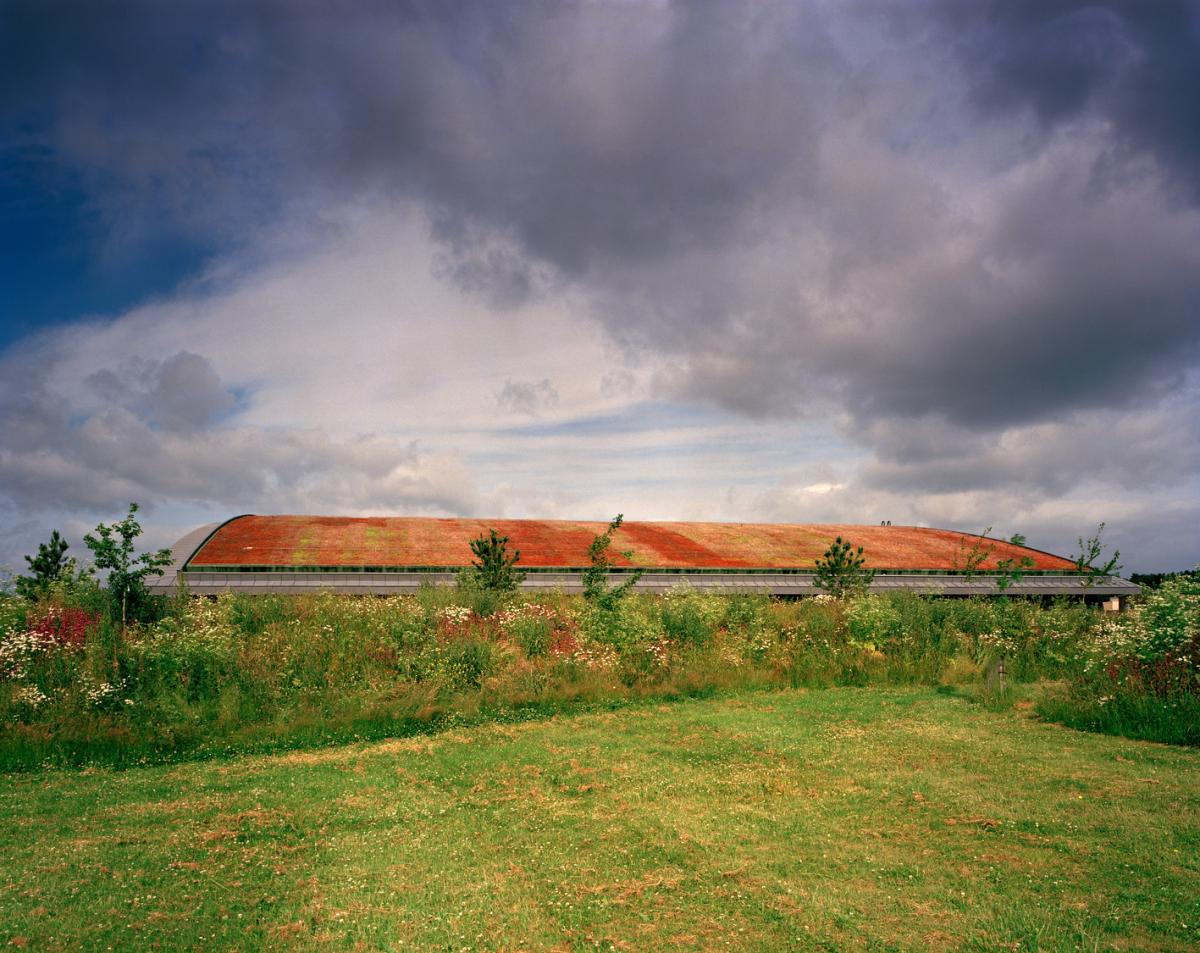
[{"x1": 2, "y1": 687, "x2": 1197, "y2": 951}]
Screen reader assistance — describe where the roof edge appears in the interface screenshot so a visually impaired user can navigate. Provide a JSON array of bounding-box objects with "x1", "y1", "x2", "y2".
[{"x1": 179, "y1": 514, "x2": 255, "y2": 571}]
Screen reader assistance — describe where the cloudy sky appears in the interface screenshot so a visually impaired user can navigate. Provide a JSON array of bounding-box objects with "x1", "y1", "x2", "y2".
[{"x1": 2, "y1": 0, "x2": 1198, "y2": 574}]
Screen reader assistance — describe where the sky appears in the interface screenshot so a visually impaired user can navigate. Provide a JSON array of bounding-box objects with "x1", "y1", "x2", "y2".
[{"x1": 1, "y1": 0, "x2": 1198, "y2": 575}]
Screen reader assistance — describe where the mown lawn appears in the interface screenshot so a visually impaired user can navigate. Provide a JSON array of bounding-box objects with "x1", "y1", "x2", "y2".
[{"x1": 1, "y1": 688, "x2": 1197, "y2": 951}]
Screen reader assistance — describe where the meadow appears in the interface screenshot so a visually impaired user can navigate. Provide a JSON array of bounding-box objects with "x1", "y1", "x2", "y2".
[{"x1": 1, "y1": 687, "x2": 1197, "y2": 951}]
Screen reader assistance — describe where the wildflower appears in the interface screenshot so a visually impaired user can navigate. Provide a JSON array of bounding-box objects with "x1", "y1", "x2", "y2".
[
  {"x1": 0, "y1": 628, "x2": 57, "y2": 681},
  {"x1": 12, "y1": 684, "x2": 48, "y2": 710},
  {"x1": 437, "y1": 605, "x2": 473, "y2": 626}
]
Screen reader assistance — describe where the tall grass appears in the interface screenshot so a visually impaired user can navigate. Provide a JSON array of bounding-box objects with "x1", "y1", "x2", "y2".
[
  {"x1": 1, "y1": 580, "x2": 1194, "y2": 768},
  {"x1": 1034, "y1": 573, "x2": 1199, "y2": 745}
]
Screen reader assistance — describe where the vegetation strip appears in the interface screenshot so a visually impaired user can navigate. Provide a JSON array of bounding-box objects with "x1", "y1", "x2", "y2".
[{"x1": 3, "y1": 572, "x2": 1198, "y2": 770}]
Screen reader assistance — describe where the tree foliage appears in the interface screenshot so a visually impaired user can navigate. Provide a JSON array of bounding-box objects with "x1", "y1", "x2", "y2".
[
  {"x1": 83, "y1": 503, "x2": 173, "y2": 625},
  {"x1": 582, "y1": 514, "x2": 644, "y2": 610},
  {"x1": 953, "y1": 527, "x2": 994, "y2": 577},
  {"x1": 813, "y1": 536, "x2": 875, "y2": 598},
  {"x1": 467, "y1": 528, "x2": 526, "y2": 592},
  {"x1": 15, "y1": 530, "x2": 93, "y2": 600},
  {"x1": 995, "y1": 533, "x2": 1036, "y2": 592}
]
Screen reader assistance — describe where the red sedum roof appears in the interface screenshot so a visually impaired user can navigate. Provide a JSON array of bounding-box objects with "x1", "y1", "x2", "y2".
[{"x1": 187, "y1": 516, "x2": 1077, "y2": 571}]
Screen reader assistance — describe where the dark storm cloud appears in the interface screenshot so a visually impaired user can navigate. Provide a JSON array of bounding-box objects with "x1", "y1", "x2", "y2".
[
  {"x1": 0, "y1": 0, "x2": 833, "y2": 269},
  {"x1": 3, "y1": 0, "x2": 1198, "y2": 499},
  {"x1": 825, "y1": 152, "x2": 1200, "y2": 427},
  {"x1": 855, "y1": 400, "x2": 1200, "y2": 496},
  {"x1": 922, "y1": 0, "x2": 1200, "y2": 198}
]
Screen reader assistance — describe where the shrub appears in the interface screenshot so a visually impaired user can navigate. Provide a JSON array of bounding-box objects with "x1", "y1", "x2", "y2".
[
  {"x1": 1034, "y1": 575, "x2": 1199, "y2": 745},
  {"x1": 2, "y1": 582, "x2": 1192, "y2": 768},
  {"x1": 27, "y1": 606, "x2": 100, "y2": 650},
  {"x1": 660, "y1": 587, "x2": 717, "y2": 647},
  {"x1": 438, "y1": 636, "x2": 496, "y2": 692},
  {"x1": 454, "y1": 573, "x2": 506, "y2": 618},
  {"x1": 1137, "y1": 572, "x2": 1200, "y2": 674},
  {"x1": 581, "y1": 597, "x2": 657, "y2": 652},
  {"x1": 721, "y1": 593, "x2": 770, "y2": 633}
]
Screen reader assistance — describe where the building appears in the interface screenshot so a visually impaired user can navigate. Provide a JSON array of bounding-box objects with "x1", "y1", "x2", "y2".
[{"x1": 149, "y1": 515, "x2": 1139, "y2": 605}]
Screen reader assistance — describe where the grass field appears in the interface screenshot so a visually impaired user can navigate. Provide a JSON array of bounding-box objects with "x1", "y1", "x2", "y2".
[{"x1": 2, "y1": 687, "x2": 1197, "y2": 952}]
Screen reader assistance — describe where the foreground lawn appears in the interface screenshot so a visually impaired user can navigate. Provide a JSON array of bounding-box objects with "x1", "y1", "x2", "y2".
[{"x1": 1, "y1": 689, "x2": 1197, "y2": 951}]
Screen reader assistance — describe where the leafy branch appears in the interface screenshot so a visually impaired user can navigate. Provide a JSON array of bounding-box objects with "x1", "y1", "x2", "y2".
[
  {"x1": 953, "y1": 527, "x2": 995, "y2": 578},
  {"x1": 1073, "y1": 523, "x2": 1121, "y2": 588},
  {"x1": 995, "y1": 533, "x2": 1036, "y2": 592}
]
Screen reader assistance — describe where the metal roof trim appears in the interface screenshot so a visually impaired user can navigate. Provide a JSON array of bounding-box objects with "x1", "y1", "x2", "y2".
[{"x1": 172, "y1": 569, "x2": 1141, "y2": 597}]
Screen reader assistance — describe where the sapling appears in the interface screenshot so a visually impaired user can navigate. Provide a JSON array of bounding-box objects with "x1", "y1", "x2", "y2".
[
  {"x1": 953, "y1": 527, "x2": 995, "y2": 578},
  {"x1": 995, "y1": 534, "x2": 1036, "y2": 592},
  {"x1": 467, "y1": 528, "x2": 526, "y2": 592},
  {"x1": 83, "y1": 503, "x2": 173, "y2": 627},
  {"x1": 1073, "y1": 523, "x2": 1121, "y2": 588},
  {"x1": 813, "y1": 536, "x2": 875, "y2": 598},
  {"x1": 582, "y1": 514, "x2": 644, "y2": 611}
]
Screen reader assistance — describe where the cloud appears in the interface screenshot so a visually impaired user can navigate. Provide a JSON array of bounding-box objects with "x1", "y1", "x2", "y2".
[
  {"x1": 920, "y1": 0, "x2": 1200, "y2": 199},
  {"x1": 0, "y1": 208, "x2": 646, "y2": 547},
  {"x1": 5, "y1": 1, "x2": 1197, "y2": 433},
  {"x1": 856, "y1": 402, "x2": 1199, "y2": 495},
  {"x1": 0, "y1": 348, "x2": 484, "y2": 518},
  {"x1": 84, "y1": 351, "x2": 235, "y2": 432},
  {"x1": 496, "y1": 378, "x2": 560, "y2": 417}
]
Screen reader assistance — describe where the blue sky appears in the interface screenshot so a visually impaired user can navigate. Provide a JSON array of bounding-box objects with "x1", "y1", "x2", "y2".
[
  {"x1": 0, "y1": 160, "x2": 208, "y2": 345},
  {"x1": 1, "y1": 0, "x2": 1198, "y2": 574}
]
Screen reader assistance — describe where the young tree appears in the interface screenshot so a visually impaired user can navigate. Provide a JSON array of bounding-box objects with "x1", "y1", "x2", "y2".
[
  {"x1": 582, "y1": 514, "x2": 644, "y2": 611},
  {"x1": 1073, "y1": 523, "x2": 1122, "y2": 588},
  {"x1": 953, "y1": 527, "x2": 995, "y2": 578},
  {"x1": 467, "y1": 528, "x2": 526, "y2": 592},
  {"x1": 15, "y1": 529, "x2": 91, "y2": 600},
  {"x1": 83, "y1": 503, "x2": 173, "y2": 626},
  {"x1": 813, "y1": 536, "x2": 875, "y2": 598},
  {"x1": 995, "y1": 533, "x2": 1036, "y2": 593}
]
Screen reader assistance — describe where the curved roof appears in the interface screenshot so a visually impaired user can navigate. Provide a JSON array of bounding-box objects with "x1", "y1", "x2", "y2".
[{"x1": 185, "y1": 515, "x2": 1078, "y2": 571}]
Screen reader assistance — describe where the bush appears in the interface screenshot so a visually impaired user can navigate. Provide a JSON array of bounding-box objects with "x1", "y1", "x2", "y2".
[
  {"x1": 1036, "y1": 684, "x2": 1200, "y2": 747},
  {"x1": 454, "y1": 573, "x2": 506, "y2": 618},
  {"x1": 1034, "y1": 575, "x2": 1198, "y2": 745},
  {"x1": 438, "y1": 635, "x2": 496, "y2": 692}
]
